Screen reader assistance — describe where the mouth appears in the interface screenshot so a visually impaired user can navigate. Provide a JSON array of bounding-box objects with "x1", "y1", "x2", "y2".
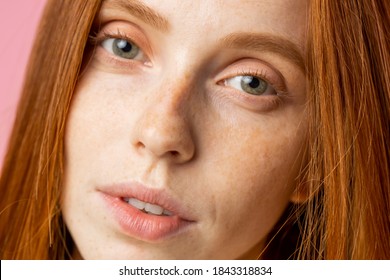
[
  {"x1": 123, "y1": 197, "x2": 173, "y2": 216},
  {"x1": 98, "y1": 182, "x2": 195, "y2": 242}
]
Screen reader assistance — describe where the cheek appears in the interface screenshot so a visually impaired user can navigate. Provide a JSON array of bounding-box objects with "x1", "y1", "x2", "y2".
[
  {"x1": 200, "y1": 111, "x2": 306, "y2": 252},
  {"x1": 207, "y1": 113, "x2": 304, "y2": 199},
  {"x1": 64, "y1": 71, "x2": 138, "y2": 177}
]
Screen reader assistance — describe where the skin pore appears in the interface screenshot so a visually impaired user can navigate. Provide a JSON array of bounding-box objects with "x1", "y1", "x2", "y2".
[{"x1": 62, "y1": 0, "x2": 308, "y2": 259}]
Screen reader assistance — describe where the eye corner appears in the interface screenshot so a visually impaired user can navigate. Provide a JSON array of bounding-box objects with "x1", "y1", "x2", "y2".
[{"x1": 215, "y1": 79, "x2": 226, "y2": 87}]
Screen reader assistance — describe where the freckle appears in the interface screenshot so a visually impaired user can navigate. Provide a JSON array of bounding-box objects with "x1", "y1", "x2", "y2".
[{"x1": 184, "y1": 72, "x2": 191, "y2": 80}]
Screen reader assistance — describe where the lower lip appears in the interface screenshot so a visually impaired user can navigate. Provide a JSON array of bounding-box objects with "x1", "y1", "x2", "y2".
[{"x1": 101, "y1": 193, "x2": 192, "y2": 242}]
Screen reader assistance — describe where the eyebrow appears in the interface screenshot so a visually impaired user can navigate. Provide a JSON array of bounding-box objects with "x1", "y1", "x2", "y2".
[
  {"x1": 221, "y1": 33, "x2": 306, "y2": 73},
  {"x1": 103, "y1": 0, "x2": 170, "y2": 32}
]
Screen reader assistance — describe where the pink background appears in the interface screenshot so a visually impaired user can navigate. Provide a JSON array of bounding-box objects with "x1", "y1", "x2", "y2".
[{"x1": 0, "y1": 0, "x2": 47, "y2": 167}]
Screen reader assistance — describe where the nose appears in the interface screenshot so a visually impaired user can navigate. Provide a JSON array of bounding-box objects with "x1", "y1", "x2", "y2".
[{"x1": 131, "y1": 82, "x2": 196, "y2": 164}]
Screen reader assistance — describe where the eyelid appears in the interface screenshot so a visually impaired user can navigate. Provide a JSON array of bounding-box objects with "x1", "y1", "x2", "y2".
[
  {"x1": 212, "y1": 59, "x2": 291, "y2": 112},
  {"x1": 216, "y1": 60, "x2": 288, "y2": 96},
  {"x1": 223, "y1": 71, "x2": 277, "y2": 96},
  {"x1": 99, "y1": 32, "x2": 147, "y2": 62},
  {"x1": 89, "y1": 22, "x2": 153, "y2": 64}
]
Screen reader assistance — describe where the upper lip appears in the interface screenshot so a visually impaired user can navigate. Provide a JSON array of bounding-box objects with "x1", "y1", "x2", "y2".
[{"x1": 97, "y1": 181, "x2": 196, "y2": 221}]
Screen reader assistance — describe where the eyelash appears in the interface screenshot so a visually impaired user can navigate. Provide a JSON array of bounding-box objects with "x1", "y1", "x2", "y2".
[
  {"x1": 89, "y1": 30, "x2": 288, "y2": 110},
  {"x1": 230, "y1": 69, "x2": 287, "y2": 96},
  {"x1": 216, "y1": 68, "x2": 289, "y2": 111},
  {"x1": 89, "y1": 30, "x2": 149, "y2": 66},
  {"x1": 90, "y1": 30, "x2": 133, "y2": 47},
  {"x1": 89, "y1": 31, "x2": 285, "y2": 92}
]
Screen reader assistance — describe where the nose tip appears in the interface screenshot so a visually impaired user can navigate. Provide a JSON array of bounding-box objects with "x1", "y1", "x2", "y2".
[
  {"x1": 131, "y1": 71, "x2": 199, "y2": 164},
  {"x1": 133, "y1": 107, "x2": 196, "y2": 164}
]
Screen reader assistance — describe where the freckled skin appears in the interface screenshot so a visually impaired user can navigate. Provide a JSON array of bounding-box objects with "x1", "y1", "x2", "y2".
[{"x1": 62, "y1": 0, "x2": 308, "y2": 259}]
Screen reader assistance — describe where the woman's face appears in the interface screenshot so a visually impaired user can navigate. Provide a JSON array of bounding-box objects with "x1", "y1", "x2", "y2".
[{"x1": 63, "y1": 0, "x2": 308, "y2": 259}]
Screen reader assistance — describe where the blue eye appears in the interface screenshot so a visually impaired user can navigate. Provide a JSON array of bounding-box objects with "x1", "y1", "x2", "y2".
[
  {"x1": 101, "y1": 38, "x2": 144, "y2": 60},
  {"x1": 225, "y1": 75, "x2": 276, "y2": 96}
]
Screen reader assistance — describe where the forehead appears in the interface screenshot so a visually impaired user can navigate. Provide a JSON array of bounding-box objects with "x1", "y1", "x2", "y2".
[{"x1": 102, "y1": 0, "x2": 308, "y2": 49}]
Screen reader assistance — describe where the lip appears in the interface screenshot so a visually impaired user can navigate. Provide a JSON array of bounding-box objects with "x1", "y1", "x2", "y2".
[{"x1": 98, "y1": 182, "x2": 196, "y2": 242}]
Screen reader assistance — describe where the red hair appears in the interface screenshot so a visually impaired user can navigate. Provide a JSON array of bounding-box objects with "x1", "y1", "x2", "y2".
[{"x1": 1, "y1": 0, "x2": 389, "y2": 259}]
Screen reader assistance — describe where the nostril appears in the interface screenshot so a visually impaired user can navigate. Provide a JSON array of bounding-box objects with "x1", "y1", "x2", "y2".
[
  {"x1": 136, "y1": 142, "x2": 146, "y2": 150},
  {"x1": 170, "y1": 151, "x2": 179, "y2": 157}
]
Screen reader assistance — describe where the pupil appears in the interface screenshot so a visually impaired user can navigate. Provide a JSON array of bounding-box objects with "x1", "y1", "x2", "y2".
[
  {"x1": 248, "y1": 77, "x2": 260, "y2": 88},
  {"x1": 117, "y1": 39, "x2": 132, "y2": 52}
]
